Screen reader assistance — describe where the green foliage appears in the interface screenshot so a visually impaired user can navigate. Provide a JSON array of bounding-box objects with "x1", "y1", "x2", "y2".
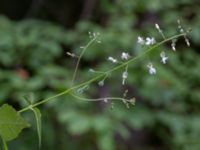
[
  {"x1": 0, "y1": 0, "x2": 200, "y2": 149},
  {"x1": 0, "y1": 104, "x2": 29, "y2": 141}
]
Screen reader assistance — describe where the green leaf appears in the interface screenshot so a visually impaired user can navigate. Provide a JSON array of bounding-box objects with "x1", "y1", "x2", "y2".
[
  {"x1": 32, "y1": 108, "x2": 42, "y2": 148},
  {"x1": 97, "y1": 132, "x2": 115, "y2": 150},
  {"x1": 2, "y1": 138, "x2": 8, "y2": 150},
  {"x1": 0, "y1": 104, "x2": 30, "y2": 141}
]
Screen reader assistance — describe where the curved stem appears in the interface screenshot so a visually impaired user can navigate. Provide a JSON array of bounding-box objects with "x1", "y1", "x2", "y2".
[
  {"x1": 18, "y1": 33, "x2": 186, "y2": 113},
  {"x1": 69, "y1": 92, "x2": 131, "y2": 102},
  {"x1": 71, "y1": 36, "x2": 98, "y2": 85}
]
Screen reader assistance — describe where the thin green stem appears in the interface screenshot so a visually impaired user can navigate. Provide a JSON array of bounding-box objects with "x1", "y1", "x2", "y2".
[
  {"x1": 18, "y1": 33, "x2": 186, "y2": 113},
  {"x1": 69, "y1": 92, "x2": 131, "y2": 102},
  {"x1": 90, "y1": 70, "x2": 105, "y2": 74},
  {"x1": 71, "y1": 36, "x2": 98, "y2": 85}
]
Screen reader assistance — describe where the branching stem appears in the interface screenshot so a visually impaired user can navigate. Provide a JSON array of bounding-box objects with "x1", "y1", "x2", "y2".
[
  {"x1": 71, "y1": 36, "x2": 98, "y2": 85},
  {"x1": 18, "y1": 33, "x2": 187, "y2": 113}
]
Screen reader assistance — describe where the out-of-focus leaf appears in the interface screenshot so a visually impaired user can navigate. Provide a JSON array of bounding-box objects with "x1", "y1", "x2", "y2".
[
  {"x1": 97, "y1": 132, "x2": 115, "y2": 150},
  {"x1": 32, "y1": 108, "x2": 42, "y2": 148},
  {"x1": 0, "y1": 104, "x2": 30, "y2": 141},
  {"x1": 2, "y1": 138, "x2": 8, "y2": 150}
]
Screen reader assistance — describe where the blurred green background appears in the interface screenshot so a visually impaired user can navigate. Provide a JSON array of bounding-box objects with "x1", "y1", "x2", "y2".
[{"x1": 0, "y1": 0, "x2": 200, "y2": 150}]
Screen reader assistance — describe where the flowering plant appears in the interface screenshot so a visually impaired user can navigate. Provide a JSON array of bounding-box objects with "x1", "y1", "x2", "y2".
[{"x1": 0, "y1": 20, "x2": 191, "y2": 149}]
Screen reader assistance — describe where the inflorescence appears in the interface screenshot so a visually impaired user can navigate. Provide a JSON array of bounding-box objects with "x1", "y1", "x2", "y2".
[
  {"x1": 18, "y1": 20, "x2": 191, "y2": 114},
  {"x1": 72, "y1": 20, "x2": 190, "y2": 109},
  {"x1": 59, "y1": 20, "x2": 191, "y2": 109}
]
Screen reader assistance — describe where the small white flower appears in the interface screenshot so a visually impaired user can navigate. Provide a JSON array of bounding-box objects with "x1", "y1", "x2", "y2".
[
  {"x1": 185, "y1": 39, "x2": 190, "y2": 47},
  {"x1": 137, "y1": 36, "x2": 156, "y2": 46},
  {"x1": 104, "y1": 98, "x2": 108, "y2": 103},
  {"x1": 180, "y1": 29, "x2": 184, "y2": 33},
  {"x1": 147, "y1": 63, "x2": 156, "y2": 75},
  {"x1": 155, "y1": 23, "x2": 160, "y2": 30},
  {"x1": 122, "y1": 71, "x2": 128, "y2": 85},
  {"x1": 89, "y1": 68, "x2": 95, "y2": 72},
  {"x1": 66, "y1": 52, "x2": 76, "y2": 57},
  {"x1": 98, "y1": 80, "x2": 104, "y2": 86},
  {"x1": 137, "y1": 36, "x2": 145, "y2": 45},
  {"x1": 121, "y1": 52, "x2": 130, "y2": 60},
  {"x1": 171, "y1": 39, "x2": 177, "y2": 51},
  {"x1": 145, "y1": 37, "x2": 156, "y2": 45},
  {"x1": 172, "y1": 44, "x2": 176, "y2": 51},
  {"x1": 108, "y1": 57, "x2": 117, "y2": 63},
  {"x1": 160, "y1": 51, "x2": 168, "y2": 64}
]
